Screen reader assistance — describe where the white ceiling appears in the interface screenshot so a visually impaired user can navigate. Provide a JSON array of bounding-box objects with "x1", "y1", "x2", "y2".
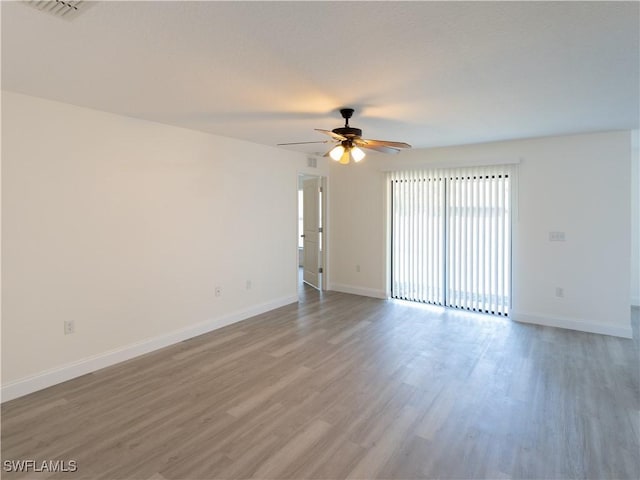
[{"x1": 2, "y1": 1, "x2": 639, "y2": 155}]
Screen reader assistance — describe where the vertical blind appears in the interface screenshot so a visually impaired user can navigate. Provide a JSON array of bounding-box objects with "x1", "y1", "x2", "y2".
[{"x1": 390, "y1": 165, "x2": 512, "y2": 316}]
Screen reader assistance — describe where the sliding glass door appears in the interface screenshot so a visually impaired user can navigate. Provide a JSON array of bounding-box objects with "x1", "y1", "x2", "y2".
[
  {"x1": 391, "y1": 172, "x2": 446, "y2": 305},
  {"x1": 390, "y1": 166, "x2": 512, "y2": 316}
]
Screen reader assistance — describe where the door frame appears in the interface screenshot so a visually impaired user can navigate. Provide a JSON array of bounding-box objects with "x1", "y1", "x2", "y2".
[{"x1": 297, "y1": 173, "x2": 328, "y2": 292}]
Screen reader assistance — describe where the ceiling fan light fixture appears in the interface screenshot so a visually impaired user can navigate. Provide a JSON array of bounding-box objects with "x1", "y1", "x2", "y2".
[
  {"x1": 351, "y1": 146, "x2": 365, "y2": 162},
  {"x1": 329, "y1": 145, "x2": 345, "y2": 161}
]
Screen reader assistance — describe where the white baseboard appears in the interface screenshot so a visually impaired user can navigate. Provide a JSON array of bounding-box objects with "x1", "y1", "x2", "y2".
[
  {"x1": 1, "y1": 295, "x2": 298, "y2": 403},
  {"x1": 329, "y1": 283, "x2": 387, "y2": 299},
  {"x1": 512, "y1": 311, "x2": 633, "y2": 339}
]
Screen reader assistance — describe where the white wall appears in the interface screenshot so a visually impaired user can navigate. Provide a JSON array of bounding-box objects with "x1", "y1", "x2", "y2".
[
  {"x1": 330, "y1": 131, "x2": 632, "y2": 337},
  {"x1": 1, "y1": 91, "x2": 310, "y2": 399},
  {"x1": 631, "y1": 130, "x2": 639, "y2": 306},
  {"x1": 327, "y1": 160, "x2": 387, "y2": 298}
]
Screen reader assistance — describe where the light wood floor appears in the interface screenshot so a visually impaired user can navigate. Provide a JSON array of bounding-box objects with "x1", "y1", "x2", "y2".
[{"x1": 2, "y1": 285, "x2": 639, "y2": 479}]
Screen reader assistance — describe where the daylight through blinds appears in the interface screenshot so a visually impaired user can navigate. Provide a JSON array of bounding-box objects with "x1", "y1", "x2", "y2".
[{"x1": 390, "y1": 166, "x2": 512, "y2": 316}]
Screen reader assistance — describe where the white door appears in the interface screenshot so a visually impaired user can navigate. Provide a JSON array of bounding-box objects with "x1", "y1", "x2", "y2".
[{"x1": 302, "y1": 177, "x2": 322, "y2": 289}]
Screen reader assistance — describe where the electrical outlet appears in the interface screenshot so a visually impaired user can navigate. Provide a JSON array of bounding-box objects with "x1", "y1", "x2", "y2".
[
  {"x1": 356, "y1": 264, "x2": 361, "y2": 273},
  {"x1": 246, "y1": 280, "x2": 252, "y2": 290},
  {"x1": 549, "y1": 231, "x2": 566, "y2": 242},
  {"x1": 215, "y1": 286, "x2": 222, "y2": 297},
  {"x1": 555, "y1": 287, "x2": 564, "y2": 298},
  {"x1": 64, "y1": 320, "x2": 75, "y2": 335}
]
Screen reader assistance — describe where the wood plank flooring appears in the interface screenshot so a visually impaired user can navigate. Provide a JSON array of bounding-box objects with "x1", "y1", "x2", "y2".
[{"x1": 2, "y1": 286, "x2": 639, "y2": 479}]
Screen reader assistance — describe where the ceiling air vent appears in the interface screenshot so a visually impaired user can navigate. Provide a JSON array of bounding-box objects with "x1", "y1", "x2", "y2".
[{"x1": 24, "y1": 0, "x2": 89, "y2": 20}]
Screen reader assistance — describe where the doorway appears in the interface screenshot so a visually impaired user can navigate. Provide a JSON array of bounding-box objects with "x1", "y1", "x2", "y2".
[{"x1": 298, "y1": 174, "x2": 325, "y2": 291}]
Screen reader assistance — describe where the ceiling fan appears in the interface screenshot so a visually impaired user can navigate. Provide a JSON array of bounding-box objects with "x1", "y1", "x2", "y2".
[{"x1": 278, "y1": 108, "x2": 411, "y2": 164}]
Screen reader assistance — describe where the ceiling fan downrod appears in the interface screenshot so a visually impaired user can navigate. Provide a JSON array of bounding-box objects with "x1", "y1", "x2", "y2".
[
  {"x1": 340, "y1": 108, "x2": 354, "y2": 127},
  {"x1": 333, "y1": 108, "x2": 361, "y2": 137}
]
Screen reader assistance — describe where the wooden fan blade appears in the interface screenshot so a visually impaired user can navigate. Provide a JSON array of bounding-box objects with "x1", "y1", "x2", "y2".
[
  {"x1": 277, "y1": 140, "x2": 329, "y2": 146},
  {"x1": 359, "y1": 144, "x2": 401, "y2": 154},
  {"x1": 357, "y1": 138, "x2": 412, "y2": 149},
  {"x1": 315, "y1": 129, "x2": 347, "y2": 141}
]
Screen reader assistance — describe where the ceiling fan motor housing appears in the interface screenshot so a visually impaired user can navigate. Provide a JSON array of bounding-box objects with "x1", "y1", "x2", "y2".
[{"x1": 332, "y1": 126, "x2": 362, "y2": 138}]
